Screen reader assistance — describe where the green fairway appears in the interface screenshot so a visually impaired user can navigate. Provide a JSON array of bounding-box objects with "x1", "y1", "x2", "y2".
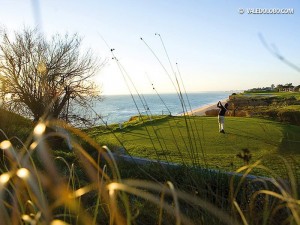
[
  {"x1": 90, "y1": 116, "x2": 300, "y2": 177},
  {"x1": 241, "y1": 91, "x2": 300, "y2": 100}
]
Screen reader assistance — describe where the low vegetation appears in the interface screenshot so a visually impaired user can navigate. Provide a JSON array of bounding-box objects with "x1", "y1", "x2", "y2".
[
  {"x1": 235, "y1": 91, "x2": 300, "y2": 100},
  {"x1": 88, "y1": 115, "x2": 300, "y2": 178},
  {"x1": 229, "y1": 92, "x2": 300, "y2": 125}
]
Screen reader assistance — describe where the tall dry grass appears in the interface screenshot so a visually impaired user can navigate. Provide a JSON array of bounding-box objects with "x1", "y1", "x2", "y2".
[{"x1": 0, "y1": 117, "x2": 299, "y2": 225}]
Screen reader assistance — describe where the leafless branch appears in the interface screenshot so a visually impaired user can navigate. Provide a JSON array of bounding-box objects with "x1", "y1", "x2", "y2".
[{"x1": 0, "y1": 27, "x2": 105, "y2": 126}]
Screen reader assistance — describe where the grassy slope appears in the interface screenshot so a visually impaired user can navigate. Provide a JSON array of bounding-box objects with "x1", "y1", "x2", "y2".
[
  {"x1": 91, "y1": 116, "x2": 300, "y2": 177},
  {"x1": 0, "y1": 108, "x2": 33, "y2": 141}
]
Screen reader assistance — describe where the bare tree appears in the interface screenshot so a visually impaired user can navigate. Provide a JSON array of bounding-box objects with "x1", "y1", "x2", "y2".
[{"x1": 0, "y1": 28, "x2": 104, "y2": 126}]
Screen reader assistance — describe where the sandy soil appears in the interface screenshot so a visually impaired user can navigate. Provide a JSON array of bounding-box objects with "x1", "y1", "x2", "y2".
[{"x1": 182, "y1": 99, "x2": 228, "y2": 116}]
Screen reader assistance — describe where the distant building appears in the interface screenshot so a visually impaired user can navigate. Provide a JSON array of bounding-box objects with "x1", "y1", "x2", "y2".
[
  {"x1": 281, "y1": 85, "x2": 294, "y2": 92},
  {"x1": 247, "y1": 83, "x2": 299, "y2": 93}
]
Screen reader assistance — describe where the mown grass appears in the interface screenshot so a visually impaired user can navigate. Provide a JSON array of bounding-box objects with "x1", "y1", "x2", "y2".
[
  {"x1": 89, "y1": 116, "x2": 300, "y2": 177},
  {"x1": 239, "y1": 91, "x2": 300, "y2": 100}
]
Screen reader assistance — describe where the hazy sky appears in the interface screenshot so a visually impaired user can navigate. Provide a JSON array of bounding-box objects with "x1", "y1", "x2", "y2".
[{"x1": 1, "y1": 0, "x2": 300, "y2": 95}]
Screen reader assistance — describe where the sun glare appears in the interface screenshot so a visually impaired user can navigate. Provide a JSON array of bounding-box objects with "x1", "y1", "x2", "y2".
[
  {"x1": 0, "y1": 173, "x2": 10, "y2": 185},
  {"x1": 30, "y1": 142, "x2": 38, "y2": 150},
  {"x1": 0, "y1": 140, "x2": 12, "y2": 150},
  {"x1": 34, "y1": 123, "x2": 46, "y2": 136},
  {"x1": 107, "y1": 182, "x2": 119, "y2": 196},
  {"x1": 50, "y1": 219, "x2": 69, "y2": 225},
  {"x1": 16, "y1": 168, "x2": 30, "y2": 180}
]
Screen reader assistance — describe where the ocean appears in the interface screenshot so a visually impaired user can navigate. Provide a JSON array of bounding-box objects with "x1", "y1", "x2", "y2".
[{"x1": 93, "y1": 92, "x2": 230, "y2": 124}]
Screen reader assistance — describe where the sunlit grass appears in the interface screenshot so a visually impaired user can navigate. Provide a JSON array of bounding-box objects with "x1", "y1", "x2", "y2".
[{"x1": 89, "y1": 116, "x2": 300, "y2": 177}]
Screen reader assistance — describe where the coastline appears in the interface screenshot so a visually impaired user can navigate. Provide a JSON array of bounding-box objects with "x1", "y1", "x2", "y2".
[
  {"x1": 98, "y1": 92, "x2": 230, "y2": 123},
  {"x1": 181, "y1": 98, "x2": 228, "y2": 116}
]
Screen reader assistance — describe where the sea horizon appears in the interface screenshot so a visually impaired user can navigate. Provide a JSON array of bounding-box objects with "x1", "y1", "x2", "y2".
[
  {"x1": 102, "y1": 90, "x2": 241, "y2": 96},
  {"x1": 93, "y1": 91, "x2": 233, "y2": 125}
]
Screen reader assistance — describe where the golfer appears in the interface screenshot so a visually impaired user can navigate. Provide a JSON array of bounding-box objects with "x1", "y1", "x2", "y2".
[{"x1": 217, "y1": 101, "x2": 228, "y2": 133}]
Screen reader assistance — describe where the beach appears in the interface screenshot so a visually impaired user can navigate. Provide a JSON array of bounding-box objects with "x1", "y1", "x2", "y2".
[{"x1": 184, "y1": 99, "x2": 228, "y2": 116}]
